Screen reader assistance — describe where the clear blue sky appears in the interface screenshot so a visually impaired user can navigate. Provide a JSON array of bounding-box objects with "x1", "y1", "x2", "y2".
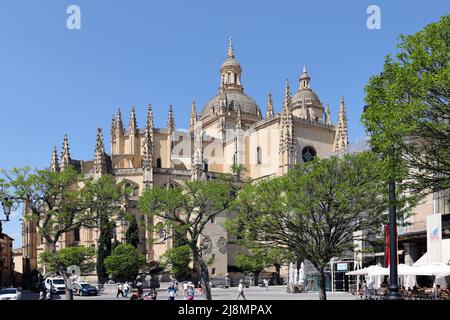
[{"x1": 1, "y1": 0, "x2": 448, "y2": 247}]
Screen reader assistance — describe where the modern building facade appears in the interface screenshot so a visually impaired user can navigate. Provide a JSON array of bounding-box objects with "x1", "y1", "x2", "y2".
[{"x1": 21, "y1": 39, "x2": 349, "y2": 283}]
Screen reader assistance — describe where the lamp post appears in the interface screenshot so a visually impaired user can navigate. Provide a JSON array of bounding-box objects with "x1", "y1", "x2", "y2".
[
  {"x1": 0, "y1": 199, "x2": 12, "y2": 288},
  {"x1": 0, "y1": 199, "x2": 12, "y2": 232},
  {"x1": 384, "y1": 180, "x2": 402, "y2": 300}
]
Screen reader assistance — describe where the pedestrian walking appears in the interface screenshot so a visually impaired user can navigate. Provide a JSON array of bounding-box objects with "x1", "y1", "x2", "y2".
[
  {"x1": 187, "y1": 285, "x2": 195, "y2": 301},
  {"x1": 237, "y1": 279, "x2": 247, "y2": 300},
  {"x1": 137, "y1": 282, "x2": 144, "y2": 297},
  {"x1": 123, "y1": 282, "x2": 130, "y2": 298},
  {"x1": 263, "y1": 279, "x2": 269, "y2": 291},
  {"x1": 116, "y1": 283, "x2": 124, "y2": 298},
  {"x1": 183, "y1": 281, "x2": 189, "y2": 300},
  {"x1": 167, "y1": 284, "x2": 177, "y2": 301},
  {"x1": 46, "y1": 290, "x2": 52, "y2": 300},
  {"x1": 39, "y1": 290, "x2": 46, "y2": 300}
]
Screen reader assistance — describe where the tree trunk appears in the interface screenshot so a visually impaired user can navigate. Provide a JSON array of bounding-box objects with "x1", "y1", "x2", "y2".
[
  {"x1": 192, "y1": 248, "x2": 212, "y2": 300},
  {"x1": 60, "y1": 271, "x2": 74, "y2": 300},
  {"x1": 254, "y1": 272, "x2": 260, "y2": 287},
  {"x1": 50, "y1": 242, "x2": 74, "y2": 301},
  {"x1": 317, "y1": 267, "x2": 327, "y2": 301},
  {"x1": 274, "y1": 263, "x2": 281, "y2": 285}
]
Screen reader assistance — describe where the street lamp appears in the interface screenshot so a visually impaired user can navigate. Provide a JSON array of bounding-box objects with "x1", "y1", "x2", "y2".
[
  {"x1": 1, "y1": 200, "x2": 11, "y2": 221},
  {"x1": 384, "y1": 179, "x2": 402, "y2": 300},
  {"x1": 0, "y1": 199, "x2": 12, "y2": 288}
]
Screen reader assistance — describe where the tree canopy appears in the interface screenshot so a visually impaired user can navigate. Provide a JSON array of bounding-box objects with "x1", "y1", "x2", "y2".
[
  {"x1": 104, "y1": 243, "x2": 146, "y2": 282},
  {"x1": 39, "y1": 246, "x2": 96, "y2": 275},
  {"x1": 362, "y1": 14, "x2": 450, "y2": 192},
  {"x1": 231, "y1": 152, "x2": 420, "y2": 300},
  {"x1": 138, "y1": 165, "x2": 246, "y2": 300}
]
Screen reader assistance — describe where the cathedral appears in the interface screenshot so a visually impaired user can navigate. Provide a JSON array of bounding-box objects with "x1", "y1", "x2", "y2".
[{"x1": 22, "y1": 38, "x2": 348, "y2": 281}]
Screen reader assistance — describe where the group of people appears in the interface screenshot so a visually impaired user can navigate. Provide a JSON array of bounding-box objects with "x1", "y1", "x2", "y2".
[
  {"x1": 112, "y1": 278, "x2": 255, "y2": 300},
  {"x1": 116, "y1": 282, "x2": 131, "y2": 298},
  {"x1": 39, "y1": 289, "x2": 52, "y2": 300},
  {"x1": 116, "y1": 281, "x2": 158, "y2": 300}
]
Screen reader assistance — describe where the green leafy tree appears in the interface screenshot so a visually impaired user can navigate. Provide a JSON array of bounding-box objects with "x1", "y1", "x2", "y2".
[
  {"x1": 4, "y1": 167, "x2": 95, "y2": 300},
  {"x1": 232, "y1": 153, "x2": 420, "y2": 300},
  {"x1": 362, "y1": 15, "x2": 450, "y2": 193},
  {"x1": 234, "y1": 249, "x2": 280, "y2": 285},
  {"x1": 104, "y1": 243, "x2": 146, "y2": 282},
  {"x1": 159, "y1": 245, "x2": 192, "y2": 281},
  {"x1": 39, "y1": 246, "x2": 96, "y2": 274},
  {"x1": 138, "y1": 165, "x2": 245, "y2": 300},
  {"x1": 81, "y1": 175, "x2": 129, "y2": 284},
  {"x1": 125, "y1": 215, "x2": 140, "y2": 248}
]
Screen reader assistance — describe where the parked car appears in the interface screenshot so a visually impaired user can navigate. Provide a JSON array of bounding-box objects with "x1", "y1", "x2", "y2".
[
  {"x1": 0, "y1": 288, "x2": 22, "y2": 300},
  {"x1": 73, "y1": 282, "x2": 98, "y2": 296},
  {"x1": 44, "y1": 277, "x2": 66, "y2": 294}
]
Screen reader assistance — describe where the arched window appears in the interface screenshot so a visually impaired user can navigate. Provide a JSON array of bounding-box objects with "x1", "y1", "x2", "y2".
[
  {"x1": 302, "y1": 146, "x2": 317, "y2": 162},
  {"x1": 256, "y1": 147, "x2": 262, "y2": 165},
  {"x1": 156, "y1": 157, "x2": 162, "y2": 168},
  {"x1": 234, "y1": 73, "x2": 237, "y2": 83}
]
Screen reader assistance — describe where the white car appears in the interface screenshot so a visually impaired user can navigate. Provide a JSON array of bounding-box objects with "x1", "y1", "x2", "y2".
[
  {"x1": 0, "y1": 288, "x2": 22, "y2": 300},
  {"x1": 45, "y1": 277, "x2": 66, "y2": 294}
]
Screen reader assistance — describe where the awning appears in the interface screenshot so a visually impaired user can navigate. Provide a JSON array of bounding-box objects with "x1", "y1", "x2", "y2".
[
  {"x1": 345, "y1": 265, "x2": 384, "y2": 276},
  {"x1": 414, "y1": 239, "x2": 450, "y2": 266}
]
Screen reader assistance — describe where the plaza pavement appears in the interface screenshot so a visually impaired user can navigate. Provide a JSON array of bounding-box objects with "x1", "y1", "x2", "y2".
[{"x1": 21, "y1": 284, "x2": 355, "y2": 301}]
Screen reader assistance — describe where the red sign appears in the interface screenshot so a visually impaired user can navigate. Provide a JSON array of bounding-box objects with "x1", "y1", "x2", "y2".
[
  {"x1": 384, "y1": 224, "x2": 399, "y2": 267},
  {"x1": 385, "y1": 225, "x2": 390, "y2": 267}
]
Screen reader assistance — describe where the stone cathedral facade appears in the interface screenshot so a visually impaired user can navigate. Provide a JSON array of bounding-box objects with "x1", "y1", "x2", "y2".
[{"x1": 22, "y1": 39, "x2": 348, "y2": 280}]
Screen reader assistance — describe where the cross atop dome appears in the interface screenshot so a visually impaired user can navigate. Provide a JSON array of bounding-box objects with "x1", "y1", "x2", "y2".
[{"x1": 227, "y1": 37, "x2": 235, "y2": 59}]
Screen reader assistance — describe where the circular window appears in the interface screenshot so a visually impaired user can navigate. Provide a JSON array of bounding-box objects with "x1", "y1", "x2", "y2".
[{"x1": 302, "y1": 146, "x2": 317, "y2": 162}]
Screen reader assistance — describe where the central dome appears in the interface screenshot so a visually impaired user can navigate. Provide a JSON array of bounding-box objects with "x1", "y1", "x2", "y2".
[
  {"x1": 200, "y1": 38, "x2": 261, "y2": 120},
  {"x1": 200, "y1": 89, "x2": 261, "y2": 119}
]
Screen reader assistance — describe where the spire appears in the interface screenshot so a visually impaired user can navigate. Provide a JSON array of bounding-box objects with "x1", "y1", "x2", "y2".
[
  {"x1": 236, "y1": 105, "x2": 242, "y2": 130},
  {"x1": 50, "y1": 146, "x2": 59, "y2": 172},
  {"x1": 220, "y1": 37, "x2": 243, "y2": 91},
  {"x1": 299, "y1": 65, "x2": 311, "y2": 90},
  {"x1": 167, "y1": 105, "x2": 175, "y2": 135},
  {"x1": 218, "y1": 88, "x2": 227, "y2": 114},
  {"x1": 60, "y1": 134, "x2": 71, "y2": 171},
  {"x1": 116, "y1": 108, "x2": 124, "y2": 136},
  {"x1": 189, "y1": 101, "x2": 198, "y2": 131},
  {"x1": 227, "y1": 37, "x2": 235, "y2": 59},
  {"x1": 94, "y1": 128, "x2": 106, "y2": 176},
  {"x1": 146, "y1": 104, "x2": 154, "y2": 131},
  {"x1": 334, "y1": 96, "x2": 349, "y2": 151},
  {"x1": 280, "y1": 80, "x2": 294, "y2": 164},
  {"x1": 110, "y1": 114, "x2": 116, "y2": 143},
  {"x1": 282, "y1": 79, "x2": 291, "y2": 115},
  {"x1": 325, "y1": 104, "x2": 332, "y2": 125},
  {"x1": 142, "y1": 105, "x2": 154, "y2": 188},
  {"x1": 266, "y1": 92, "x2": 274, "y2": 118},
  {"x1": 129, "y1": 106, "x2": 137, "y2": 135}
]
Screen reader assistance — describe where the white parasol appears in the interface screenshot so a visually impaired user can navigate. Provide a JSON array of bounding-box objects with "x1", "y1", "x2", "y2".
[{"x1": 298, "y1": 262, "x2": 305, "y2": 286}]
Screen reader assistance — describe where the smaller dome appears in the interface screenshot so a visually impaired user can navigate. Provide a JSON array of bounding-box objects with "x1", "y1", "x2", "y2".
[
  {"x1": 221, "y1": 58, "x2": 241, "y2": 69},
  {"x1": 291, "y1": 89, "x2": 321, "y2": 106}
]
